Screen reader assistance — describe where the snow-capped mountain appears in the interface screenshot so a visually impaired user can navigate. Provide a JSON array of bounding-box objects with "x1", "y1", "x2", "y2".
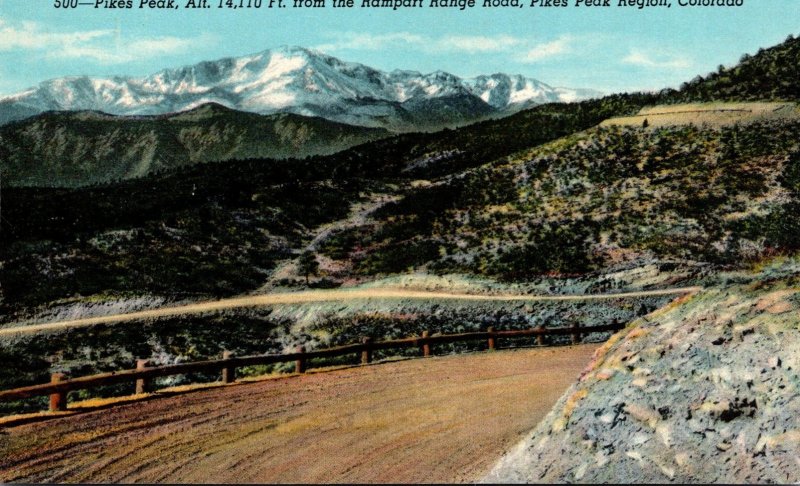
[
  {"x1": 0, "y1": 46, "x2": 601, "y2": 130},
  {"x1": 466, "y1": 74, "x2": 596, "y2": 109}
]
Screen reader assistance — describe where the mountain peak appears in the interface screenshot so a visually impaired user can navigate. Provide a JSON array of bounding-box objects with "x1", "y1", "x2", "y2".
[{"x1": 0, "y1": 47, "x2": 600, "y2": 129}]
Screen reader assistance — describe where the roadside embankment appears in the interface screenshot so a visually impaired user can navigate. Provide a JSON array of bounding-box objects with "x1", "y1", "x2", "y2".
[{"x1": 485, "y1": 260, "x2": 800, "y2": 483}]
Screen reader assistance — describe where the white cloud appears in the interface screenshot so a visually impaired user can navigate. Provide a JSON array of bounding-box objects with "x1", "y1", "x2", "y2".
[
  {"x1": 518, "y1": 36, "x2": 574, "y2": 63},
  {"x1": 0, "y1": 17, "x2": 204, "y2": 64},
  {"x1": 317, "y1": 32, "x2": 524, "y2": 55},
  {"x1": 52, "y1": 36, "x2": 200, "y2": 63},
  {"x1": 439, "y1": 35, "x2": 522, "y2": 52},
  {"x1": 315, "y1": 32, "x2": 426, "y2": 52},
  {"x1": 317, "y1": 31, "x2": 577, "y2": 61},
  {"x1": 0, "y1": 19, "x2": 113, "y2": 50},
  {"x1": 622, "y1": 49, "x2": 692, "y2": 70}
]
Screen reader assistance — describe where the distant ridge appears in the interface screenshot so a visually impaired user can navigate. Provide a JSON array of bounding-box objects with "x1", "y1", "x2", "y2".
[{"x1": 0, "y1": 104, "x2": 389, "y2": 187}]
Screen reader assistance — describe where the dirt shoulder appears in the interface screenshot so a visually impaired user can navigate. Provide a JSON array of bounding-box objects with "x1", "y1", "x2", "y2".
[
  {"x1": 0, "y1": 287, "x2": 700, "y2": 337},
  {"x1": 0, "y1": 344, "x2": 598, "y2": 483}
]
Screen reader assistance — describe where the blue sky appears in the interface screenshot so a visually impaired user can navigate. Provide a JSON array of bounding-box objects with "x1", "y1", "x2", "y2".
[{"x1": 0, "y1": 0, "x2": 797, "y2": 96}]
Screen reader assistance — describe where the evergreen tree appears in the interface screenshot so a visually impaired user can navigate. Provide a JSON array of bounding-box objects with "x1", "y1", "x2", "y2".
[{"x1": 297, "y1": 251, "x2": 319, "y2": 284}]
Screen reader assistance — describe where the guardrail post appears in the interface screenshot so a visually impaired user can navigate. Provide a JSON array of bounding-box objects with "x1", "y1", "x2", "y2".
[
  {"x1": 0, "y1": 322, "x2": 637, "y2": 410},
  {"x1": 571, "y1": 323, "x2": 581, "y2": 345},
  {"x1": 222, "y1": 351, "x2": 236, "y2": 384},
  {"x1": 361, "y1": 337, "x2": 373, "y2": 364},
  {"x1": 536, "y1": 325, "x2": 546, "y2": 346},
  {"x1": 49, "y1": 373, "x2": 67, "y2": 412},
  {"x1": 295, "y1": 346, "x2": 307, "y2": 374},
  {"x1": 135, "y1": 359, "x2": 152, "y2": 395}
]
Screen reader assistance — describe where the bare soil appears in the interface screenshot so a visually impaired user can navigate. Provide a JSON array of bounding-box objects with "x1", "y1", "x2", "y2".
[
  {"x1": 0, "y1": 344, "x2": 598, "y2": 483},
  {"x1": 600, "y1": 102, "x2": 799, "y2": 128}
]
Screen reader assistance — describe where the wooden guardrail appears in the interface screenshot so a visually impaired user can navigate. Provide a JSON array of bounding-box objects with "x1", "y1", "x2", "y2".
[{"x1": 0, "y1": 321, "x2": 625, "y2": 413}]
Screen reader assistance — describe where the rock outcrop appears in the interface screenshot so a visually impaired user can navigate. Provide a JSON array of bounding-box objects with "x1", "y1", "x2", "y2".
[{"x1": 485, "y1": 260, "x2": 800, "y2": 483}]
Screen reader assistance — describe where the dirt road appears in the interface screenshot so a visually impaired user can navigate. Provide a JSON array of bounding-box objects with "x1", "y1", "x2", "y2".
[
  {"x1": 0, "y1": 287, "x2": 701, "y2": 337},
  {"x1": 0, "y1": 344, "x2": 599, "y2": 483}
]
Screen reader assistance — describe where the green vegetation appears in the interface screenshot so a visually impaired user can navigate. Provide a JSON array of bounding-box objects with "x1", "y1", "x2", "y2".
[
  {"x1": 331, "y1": 121, "x2": 800, "y2": 279},
  {"x1": 0, "y1": 171, "x2": 371, "y2": 312},
  {"x1": 0, "y1": 90, "x2": 660, "y2": 312},
  {"x1": 4, "y1": 34, "x2": 800, "y2": 312},
  {"x1": 664, "y1": 34, "x2": 800, "y2": 103},
  {"x1": 0, "y1": 104, "x2": 389, "y2": 187},
  {"x1": 297, "y1": 251, "x2": 320, "y2": 284}
]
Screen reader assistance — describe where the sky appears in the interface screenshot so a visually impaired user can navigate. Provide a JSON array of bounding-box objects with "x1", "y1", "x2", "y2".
[{"x1": 0, "y1": 0, "x2": 798, "y2": 96}]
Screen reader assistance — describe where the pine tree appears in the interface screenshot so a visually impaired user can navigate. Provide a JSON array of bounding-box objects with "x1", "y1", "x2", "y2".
[{"x1": 297, "y1": 251, "x2": 319, "y2": 284}]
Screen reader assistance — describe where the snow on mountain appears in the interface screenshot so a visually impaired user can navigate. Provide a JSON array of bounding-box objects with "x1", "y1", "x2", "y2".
[
  {"x1": 0, "y1": 46, "x2": 601, "y2": 130},
  {"x1": 468, "y1": 74, "x2": 562, "y2": 109}
]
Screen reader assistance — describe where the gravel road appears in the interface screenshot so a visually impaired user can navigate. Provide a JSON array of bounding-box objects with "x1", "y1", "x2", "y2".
[{"x1": 0, "y1": 344, "x2": 599, "y2": 483}]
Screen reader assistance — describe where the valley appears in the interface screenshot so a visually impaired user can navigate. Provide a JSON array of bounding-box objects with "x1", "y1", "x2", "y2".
[
  {"x1": 1, "y1": 31, "x2": 800, "y2": 484},
  {"x1": 0, "y1": 105, "x2": 390, "y2": 187}
]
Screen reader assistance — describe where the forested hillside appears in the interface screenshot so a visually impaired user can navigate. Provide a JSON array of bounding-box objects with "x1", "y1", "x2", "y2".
[
  {"x1": 665, "y1": 34, "x2": 800, "y2": 103},
  {"x1": 0, "y1": 104, "x2": 389, "y2": 187},
  {"x1": 322, "y1": 120, "x2": 799, "y2": 279}
]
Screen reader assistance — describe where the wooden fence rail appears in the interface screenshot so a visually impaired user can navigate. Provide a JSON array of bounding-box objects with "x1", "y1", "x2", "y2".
[{"x1": 0, "y1": 321, "x2": 625, "y2": 412}]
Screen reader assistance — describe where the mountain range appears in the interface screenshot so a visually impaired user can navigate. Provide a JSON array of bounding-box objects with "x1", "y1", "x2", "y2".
[{"x1": 0, "y1": 46, "x2": 601, "y2": 131}]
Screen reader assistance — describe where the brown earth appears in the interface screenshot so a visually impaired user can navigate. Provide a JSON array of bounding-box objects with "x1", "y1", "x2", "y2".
[
  {"x1": 600, "y1": 102, "x2": 799, "y2": 128},
  {"x1": 0, "y1": 344, "x2": 599, "y2": 484}
]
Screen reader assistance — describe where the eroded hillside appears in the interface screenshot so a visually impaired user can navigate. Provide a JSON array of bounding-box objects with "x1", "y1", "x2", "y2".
[{"x1": 485, "y1": 258, "x2": 800, "y2": 483}]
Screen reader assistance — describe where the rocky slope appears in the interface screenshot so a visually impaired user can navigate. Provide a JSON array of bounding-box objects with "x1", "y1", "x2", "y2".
[{"x1": 484, "y1": 258, "x2": 800, "y2": 483}]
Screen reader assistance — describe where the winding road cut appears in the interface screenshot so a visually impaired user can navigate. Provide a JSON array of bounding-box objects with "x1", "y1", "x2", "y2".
[{"x1": 0, "y1": 286, "x2": 701, "y2": 337}]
